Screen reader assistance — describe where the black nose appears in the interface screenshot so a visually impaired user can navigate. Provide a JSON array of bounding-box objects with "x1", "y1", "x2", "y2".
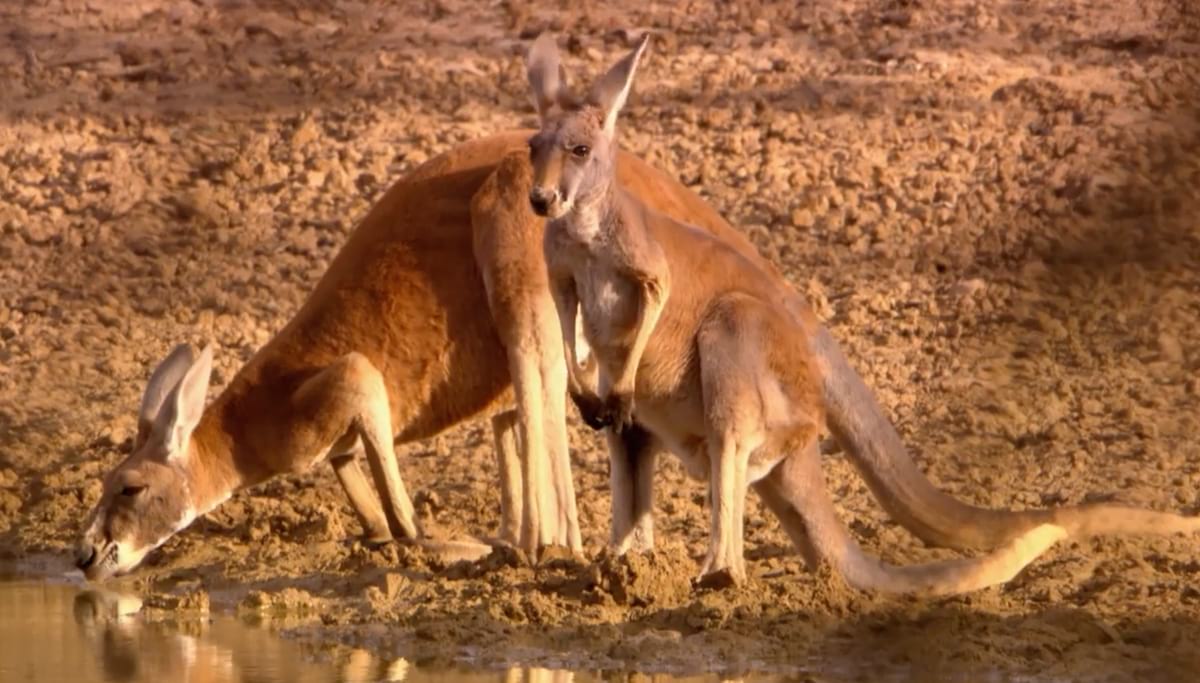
[
  {"x1": 529, "y1": 189, "x2": 554, "y2": 216},
  {"x1": 75, "y1": 544, "x2": 97, "y2": 570}
]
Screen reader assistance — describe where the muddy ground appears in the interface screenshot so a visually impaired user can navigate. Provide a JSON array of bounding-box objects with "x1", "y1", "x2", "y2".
[{"x1": 1, "y1": 0, "x2": 1199, "y2": 680}]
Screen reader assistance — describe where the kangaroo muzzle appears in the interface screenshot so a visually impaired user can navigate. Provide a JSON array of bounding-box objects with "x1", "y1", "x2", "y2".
[
  {"x1": 74, "y1": 541, "x2": 98, "y2": 571},
  {"x1": 529, "y1": 187, "x2": 558, "y2": 217}
]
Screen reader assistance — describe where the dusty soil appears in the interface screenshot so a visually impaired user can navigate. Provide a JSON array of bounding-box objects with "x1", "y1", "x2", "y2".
[{"x1": 2, "y1": 0, "x2": 1199, "y2": 680}]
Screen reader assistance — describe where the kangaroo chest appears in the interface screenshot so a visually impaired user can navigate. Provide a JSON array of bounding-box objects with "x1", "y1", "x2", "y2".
[
  {"x1": 576, "y1": 262, "x2": 640, "y2": 347},
  {"x1": 548, "y1": 226, "x2": 641, "y2": 349}
]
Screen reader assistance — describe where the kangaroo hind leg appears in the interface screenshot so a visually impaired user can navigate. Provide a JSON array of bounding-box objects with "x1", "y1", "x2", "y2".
[
  {"x1": 491, "y1": 409, "x2": 524, "y2": 547},
  {"x1": 693, "y1": 294, "x2": 782, "y2": 588},
  {"x1": 330, "y1": 446, "x2": 392, "y2": 546},
  {"x1": 292, "y1": 352, "x2": 420, "y2": 542},
  {"x1": 608, "y1": 423, "x2": 659, "y2": 555}
]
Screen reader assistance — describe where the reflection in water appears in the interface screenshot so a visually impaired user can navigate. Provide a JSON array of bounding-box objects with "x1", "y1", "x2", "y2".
[
  {"x1": 71, "y1": 588, "x2": 246, "y2": 683},
  {"x1": 72, "y1": 590, "x2": 147, "y2": 682},
  {"x1": 0, "y1": 580, "x2": 762, "y2": 683},
  {"x1": 0, "y1": 580, "x2": 332, "y2": 683}
]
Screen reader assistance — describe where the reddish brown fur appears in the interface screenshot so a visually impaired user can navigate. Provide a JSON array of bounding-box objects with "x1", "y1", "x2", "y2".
[{"x1": 78, "y1": 130, "x2": 809, "y2": 578}]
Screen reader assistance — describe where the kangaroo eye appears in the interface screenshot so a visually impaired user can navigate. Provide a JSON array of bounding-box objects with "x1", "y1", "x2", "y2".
[
  {"x1": 571, "y1": 145, "x2": 590, "y2": 158},
  {"x1": 120, "y1": 485, "x2": 146, "y2": 498}
]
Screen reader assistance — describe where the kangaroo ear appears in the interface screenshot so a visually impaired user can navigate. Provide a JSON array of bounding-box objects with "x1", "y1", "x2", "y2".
[
  {"x1": 136, "y1": 344, "x2": 198, "y2": 449},
  {"x1": 527, "y1": 32, "x2": 566, "y2": 121},
  {"x1": 150, "y1": 345, "x2": 214, "y2": 461},
  {"x1": 589, "y1": 33, "x2": 651, "y2": 137}
]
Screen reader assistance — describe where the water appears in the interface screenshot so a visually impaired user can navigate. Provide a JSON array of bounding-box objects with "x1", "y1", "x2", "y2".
[
  {"x1": 0, "y1": 578, "x2": 786, "y2": 683},
  {"x1": 0, "y1": 557, "x2": 1078, "y2": 683},
  {"x1": 0, "y1": 578, "x2": 333, "y2": 683}
]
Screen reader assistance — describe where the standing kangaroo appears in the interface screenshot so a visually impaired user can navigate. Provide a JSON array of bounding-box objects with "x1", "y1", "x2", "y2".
[
  {"x1": 521, "y1": 33, "x2": 1200, "y2": 593},
  {"x1": 531, "y1": 35, "x2": 671, "y2": 431}
]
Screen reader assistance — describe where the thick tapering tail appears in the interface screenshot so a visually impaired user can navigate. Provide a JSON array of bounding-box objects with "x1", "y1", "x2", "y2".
[
  {"x1": 810, "y1": 325, "x2": 1200, "y2": 550},
  {"x1": 761, "y1": 446, "x2": 1067, "y2": 596}
]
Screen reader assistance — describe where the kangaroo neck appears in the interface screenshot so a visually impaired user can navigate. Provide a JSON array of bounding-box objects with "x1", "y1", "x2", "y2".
[
  {"x1": 556, "y1": 181, "x2": 627, "y2": 244},
  {"x1": 186, "y1": 381, "x2": 275, "y2": 517}
]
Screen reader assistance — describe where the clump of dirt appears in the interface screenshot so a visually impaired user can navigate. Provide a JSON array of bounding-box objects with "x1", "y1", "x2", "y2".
[
  {"x1": 588, "y1": 545, "x2": 696, "y2": 608},
  {"x1": 2, "y1": 0, "x2": 1199, "y2": 680},
  {"x1": 239, "y1": 588, "x2": 320, "y2": 616},
  {"x1": 146, "y1": 587, "x2": 210, "y2": 613}
]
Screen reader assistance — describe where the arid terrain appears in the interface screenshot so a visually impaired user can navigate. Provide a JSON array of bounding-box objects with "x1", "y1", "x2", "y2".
[{"x1": 1, "y1": 0, "x2": 1199, "y2": 680}]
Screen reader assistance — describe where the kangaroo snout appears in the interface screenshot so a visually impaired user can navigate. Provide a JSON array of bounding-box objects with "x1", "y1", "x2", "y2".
[
  {"x1": 74, "y1": 541, "x2": 98, "y2": 570},
  {"x1": 529, "y1": 187, "x2": 557, "y2": 217}
]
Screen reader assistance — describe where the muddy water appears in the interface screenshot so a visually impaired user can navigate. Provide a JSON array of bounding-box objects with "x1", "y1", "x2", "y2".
[
  {"x1": 0, "y1": 578, "x2": 336, "y2": 683},
  {"x1": 0, "y1": 578, "x2": 816, "y2": 683}
]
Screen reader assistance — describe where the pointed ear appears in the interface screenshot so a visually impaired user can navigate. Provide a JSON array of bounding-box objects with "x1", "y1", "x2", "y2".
[
  {"x1": 151, "y1": 345, "x2": 214, "y2": 460},
  {"x1": 527, "y1": 32, "x2": 564, "y2": 120},
  {"x1": 589, "y1": 33, "x2": 651, "y2": 136},
  {"x1": 136, "y1": 344, "x2": 198, "y2": 448}
]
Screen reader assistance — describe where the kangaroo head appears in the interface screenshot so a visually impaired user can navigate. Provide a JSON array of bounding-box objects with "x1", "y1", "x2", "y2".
[
  {"x1": 525, "y1": 32, "x2": 651, "y2": 220},
  {"x1": 75, "y1": 344, "x2": 213, "y2": 581}
]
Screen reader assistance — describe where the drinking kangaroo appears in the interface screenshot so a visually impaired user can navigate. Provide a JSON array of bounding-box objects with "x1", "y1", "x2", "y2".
[
  {"x1": 521, "y1": 32, "x2": 1200, "y2": 593},
  {"x1": 76, "y1": 44, "x2": 1196, "y2": 592}
]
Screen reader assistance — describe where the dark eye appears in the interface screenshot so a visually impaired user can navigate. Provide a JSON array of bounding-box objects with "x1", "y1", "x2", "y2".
[
  {"x1": 120, "y1": 485, "x2": 146, "y2": 498},
  {"x1": 571, "y1": 145, "x2": 590, "y2": 158}
]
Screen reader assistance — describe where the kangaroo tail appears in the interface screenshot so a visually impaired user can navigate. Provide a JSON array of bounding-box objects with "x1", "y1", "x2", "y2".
[
  {"x1": 810, "y1": 325, "x2": 1200, "y2": 550},
  {"x1": 761, "y1": 446, "x2": 1067, "y2": 596}
]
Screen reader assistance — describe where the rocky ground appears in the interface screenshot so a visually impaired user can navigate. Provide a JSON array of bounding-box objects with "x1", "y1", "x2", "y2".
[{"x1": 1, "y1": 0, "x2": 1199, "y2": 680}]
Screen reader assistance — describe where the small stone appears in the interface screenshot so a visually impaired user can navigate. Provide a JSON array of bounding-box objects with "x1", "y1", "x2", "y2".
[
  {"x1": 142, "y1": 127, "x2": 171, "y2": 145},
  {"x1": 952, "y1": 278, "x2": 987, "y2": 299},
  {"x1": 305, "y1": 170, "x2": 327, "y2": 188},
  {"x1": 790, "y1": 208, "x2": 814, "y2": 229},
  {"x1": 94, "y1": 306, "x2": 122, "y2": 328},
  {"x1": 383, "y1": 572, "x2": 405, "y2": 600},
  {"x1": 1157, "y1": 332, "x2": 1183, "y2": 363},
  {"x1": 291, "y1": 117, "x2": 321, "y2": 148}
]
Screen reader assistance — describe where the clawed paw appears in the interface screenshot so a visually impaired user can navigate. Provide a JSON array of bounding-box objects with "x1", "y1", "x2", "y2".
[
  {"x1": 598, "y1": 391, "x2": 636, "y2": 430},
  {"x1": 570, "y1": 390, "x2": 611, "y2": 431},
  {"x1": 571, "y1": 389, "x2": 635, "y2": 431}
]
